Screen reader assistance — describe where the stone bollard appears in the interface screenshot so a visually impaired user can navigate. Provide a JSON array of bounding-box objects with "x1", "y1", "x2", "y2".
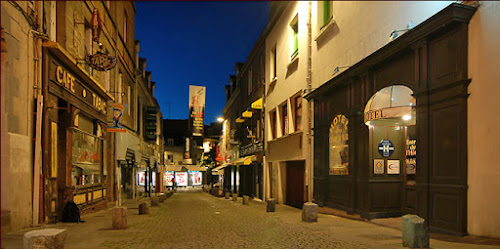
[
  {"x1": 24, "y1": 228, "x2": 67, "y2": 249},
  {"x1": 159, "y1": 194, "x2": 166, "y2": 203},
  {"x1": 225, "y1": 192, "x2": 230, "y2": 199},
  {"x1": 139, "y1": 202, "x2": 149, "y2": 215},
  {"x1": 216, "y1": 189, "x2": 224, "y2": 197},
  {"x1": 402, "y1": 214, "x2": 429, "y2": 248},
  {"x1": 302, "y1": 202, "x2": 318, "y2": 222},
  {"x1": 232, "y1": 194, "x2": 238, "y2": 202},
  {"x1": 267, "y1": 198, "x2": 276, "y2": 212},
  {"x1": 150, "y1": 196, "x2": 159, "y2": 206},
  {"x1": 242, "y1": 195, "x2": 250, "y2": 205},
  {"x1": 112, "y1": 207, "x2": 127, "y2": 229}
]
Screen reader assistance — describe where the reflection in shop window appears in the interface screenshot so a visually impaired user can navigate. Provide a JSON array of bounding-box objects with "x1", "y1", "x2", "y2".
[
  {"x1": 71, "y1": 129, "x2": 103, "y2": 186},
  {"x1": 329, "y1": 114, "x2": 349, "y2": 175}
]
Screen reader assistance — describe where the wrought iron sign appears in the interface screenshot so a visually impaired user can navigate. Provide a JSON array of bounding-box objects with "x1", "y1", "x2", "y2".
[{"x1": 85, "y1": 51, "x2": 117, "y2": 71}]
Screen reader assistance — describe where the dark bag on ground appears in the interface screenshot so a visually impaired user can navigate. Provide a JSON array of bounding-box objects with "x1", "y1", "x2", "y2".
[{"x1": 61, "y1": 201, "x2": 82, "y2": 223}]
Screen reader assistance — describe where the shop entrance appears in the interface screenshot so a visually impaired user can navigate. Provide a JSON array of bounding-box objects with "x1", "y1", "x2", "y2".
[
  {"x1": 285, "y1": 161, "x2": 305, "y2": 208},
  {"x1": 364, "y1": 85, "x2": 417, "y2": 215}
]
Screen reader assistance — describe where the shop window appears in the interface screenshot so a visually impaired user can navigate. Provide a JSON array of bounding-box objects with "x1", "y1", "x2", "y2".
[
  {"x1": 294, "y1": 95, "x2": 303, "y2": 131},
  {"x1": 329, "y1": 114, "x2": 349, "y2": 175},
  {"x1": 71, "y1": 129, "x2": 103, "y2": 186},
  {"x1": 270, "y1": 110, "x2": 277, "y2": 139},
  {"x1": 318, "y1": 1, "x2": 333, "y2": 30},
  {"x1": 289, "y1": 15, "x2": 299, "y2": 60},
  {"x1": 281, "y1": 103, "x2": 288, "y2": 136}
]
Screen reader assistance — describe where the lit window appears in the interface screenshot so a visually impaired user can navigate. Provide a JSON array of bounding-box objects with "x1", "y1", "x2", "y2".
[{"x1": 290, "y1": 15, "x2": 298, "y2": 59}]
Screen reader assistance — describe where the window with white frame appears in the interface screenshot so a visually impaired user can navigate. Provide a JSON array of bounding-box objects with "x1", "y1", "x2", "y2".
[
  {"x1": 318, "y1": 1, "x2": 333, "y2": 30},
  {"x1": 289, "y1": 15, "x2": 299, "y2": 60}
]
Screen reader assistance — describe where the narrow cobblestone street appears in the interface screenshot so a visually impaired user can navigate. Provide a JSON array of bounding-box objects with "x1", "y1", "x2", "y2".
[{"x1": 2, "y1": 189, "x2": 500, "y2": 249}]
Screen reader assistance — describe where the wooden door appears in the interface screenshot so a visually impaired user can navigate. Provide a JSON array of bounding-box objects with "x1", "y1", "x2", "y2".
[{"x1": 286, "y1": 161, "x2": 305, "y2": 208}]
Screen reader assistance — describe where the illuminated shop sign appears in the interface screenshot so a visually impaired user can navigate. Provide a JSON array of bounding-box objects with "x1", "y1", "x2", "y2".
[
  {"x1": 85, "y1": 52, "x2": 117, "y2": 71},
  {"x1": 164, "y1": 171, "x2": 174, "y2": 186},
  {"x1": 189, "y1": 172, "x2": 202, "y2": 186},
  {"x1": 175, "y1": 172, "x2": 188, "y2": 187},
  {"x1": 52, "y1": 63, "x2": 107, "y2": 115},
  {"x1": 364, "y1": 106, "x2": 412, "y2": 123}
]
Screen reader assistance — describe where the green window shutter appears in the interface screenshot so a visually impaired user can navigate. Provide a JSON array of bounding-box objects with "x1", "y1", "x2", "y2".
[
  {"x1": 293, "y1": 22, "x2": 298, "y2": 57},
  {"x1": 323, "y1": 1, "x2": 331, "y2": 26}
]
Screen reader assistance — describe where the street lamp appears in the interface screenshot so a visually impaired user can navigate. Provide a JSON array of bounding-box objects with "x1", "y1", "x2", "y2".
[{"x1": 217, "y1": 117, "x2": 224, "y2": 122}]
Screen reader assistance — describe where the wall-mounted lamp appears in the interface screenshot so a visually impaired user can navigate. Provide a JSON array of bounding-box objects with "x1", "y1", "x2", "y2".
[
  {"x1": 332, "y1": 66, "x2": 350, "y2": 76},
  {"x1": 217, "y1": 117, "x2": 224, "y2": 122}
]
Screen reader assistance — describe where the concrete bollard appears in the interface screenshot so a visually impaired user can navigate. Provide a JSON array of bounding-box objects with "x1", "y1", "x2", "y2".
[
  {"x1": 225, "y1": 192, "x2": 230, "y2": 199},
  {"x1": 242, "y1": 195, "x2": 250, "y2": 205},
  {"x1": 302, "y1": 202, "x2": 318, "y2": 222},
  {"x1": 24, "y1": 228, "x2": 67, "y2": 249},
  {"x1": 139, "y1": 202, "x2": 149, "y2": 215},
  {"x1": 159, "y1": 194, "x2": 166, "y2": 203},
  {"x1": 150, "y1": 196, "x2": 159, "y2": 206},
  {"x1": 216, "y1": 189, "x2": 224, "y2": 197},
  {"x1": 112, "y1": 207, "x2": 127, "y2": 229},
  {"x1": 267, "y1": 198, "x2": 276, "y2": 212},
  {"x1": 402, "y1": 214, "x2": 429, "y2": 248},
  {"x1": 232, "y1": 194, "x2": 238, "y2": 202}
]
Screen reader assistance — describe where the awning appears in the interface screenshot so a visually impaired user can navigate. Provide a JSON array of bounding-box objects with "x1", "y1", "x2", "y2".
[
  {"x1": 211, "y1": 165, "x2": 228, "y2": 175},
  {"x1": 236, "y1": 117, "x2": 244, "y2": 123},
  {"x1": 234, "y1": 156, "x2": 252, "y2": 166},
  {"x1": 185, "y1": 165, "x2": 207, "y2": 172},
  {"x1": 165, "y1": 165, "x2": 183, "y2": 172},
  {"x1": 242, "y1": 110, "x2": 253, "y2": 118},
  {"x1": 251, "y1": 98, "x2": 263, "y2": 109}
]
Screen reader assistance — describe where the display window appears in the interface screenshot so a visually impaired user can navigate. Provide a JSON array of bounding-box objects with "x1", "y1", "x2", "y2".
[
  {"x1": 71, "y1": 128, "x2": 103, "y2": 186},
  {"x1": 329, "y1": 114, "x2": 349, "y2": 175}
]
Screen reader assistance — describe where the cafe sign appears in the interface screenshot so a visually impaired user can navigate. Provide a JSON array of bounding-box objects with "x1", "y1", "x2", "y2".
[
  {"x1": 85, "y1": 51, "x2": 117, "y2": 71},
  {"x1": 51, "y1": 61, "x2": 107, "y2": 115}
]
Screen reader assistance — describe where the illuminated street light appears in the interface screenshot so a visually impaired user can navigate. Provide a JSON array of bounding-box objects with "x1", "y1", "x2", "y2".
[{"x1": 217, "y1": 117, "x2": 224, "y2": 122}]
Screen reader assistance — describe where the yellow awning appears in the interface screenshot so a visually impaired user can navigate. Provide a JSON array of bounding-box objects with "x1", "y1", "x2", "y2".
[
  {"x1": 234, "y1": 156, "x2": 252, "y2": 165},
  {"x1": 251, "y1": 98, "x2": 263, "y2": 109},
  {"x1": 242, "y1": 110, "x2": 253, "y2": 118},
  {"x1": 236, "y1": 118, "x2": 245, "y2": 123}
]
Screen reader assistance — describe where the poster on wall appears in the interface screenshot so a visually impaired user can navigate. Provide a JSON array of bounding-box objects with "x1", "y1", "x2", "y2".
[
  {"x1": 374, "y1": 159, "x2": 384, "y2": 174},
  {"x1": 387, "y1": 160, "x2": 400, "y2": 174},
  {"x1": 405, "y1": 139, "x2": 417, "y2": 174},
  {"x1": 329, "y1": 114, "x2": 349, "y2": 175},
  {"x1": 189, "y1": 172, "x2": 202, "y2": 186},
  {"x1": 138, "y1": 172, "x2": 146, "y2": 186},
  {"x1": 108, "y1": 103, "x2": 127, "y2": 133},
  {"x1": 188, "y1": 85, "x2": 206, "y2": 137},
  {"x1": 175, "y1": 172, "x2": 188, "y2": 187},
  {"x1": 164, "y1": 171, "x2": 174, "y2": 187}
]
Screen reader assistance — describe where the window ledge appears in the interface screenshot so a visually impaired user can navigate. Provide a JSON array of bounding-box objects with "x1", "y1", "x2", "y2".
[
  {"x1": 268, "y1": 130, "x2": 303, "y2": 143},
  {"x1": 315, "y1": 19, "x2": 336, "y2": 42},
  {"x1": 288, "y1": 55, "x2": 299, "y2": 68},
  {"x1": 269, "y1": 77, "x2": 278, "y2": 86}
]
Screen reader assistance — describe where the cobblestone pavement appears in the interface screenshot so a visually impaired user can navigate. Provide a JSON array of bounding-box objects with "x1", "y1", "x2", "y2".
[{"x1": 2, "y1": 189, "x2": 500, "y2": 249}]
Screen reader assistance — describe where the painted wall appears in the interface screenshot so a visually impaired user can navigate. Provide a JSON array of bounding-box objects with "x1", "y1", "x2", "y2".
[
  {"x1": 1, "y1": 1, "x2": 35, "y2": 233},
  {"x1": 467, "y1": 1, "x2": 500, "y2": 238},
  {"x1": 311, "y1": 1, "x2": 452, "y2": 89}
]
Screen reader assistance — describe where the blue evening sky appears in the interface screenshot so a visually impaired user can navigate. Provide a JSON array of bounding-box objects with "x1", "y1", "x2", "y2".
[{"x1": 135, "y1": 1, "x2": 270, "y2": 124}]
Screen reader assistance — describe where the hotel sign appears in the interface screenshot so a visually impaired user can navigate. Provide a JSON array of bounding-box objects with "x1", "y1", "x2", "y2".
[
  {"x1": 364, "y1": 106, "x2": 413, "y2": 123},
  {"x1": 50, "y1": 61, "x2": 107, "y2": 115}
]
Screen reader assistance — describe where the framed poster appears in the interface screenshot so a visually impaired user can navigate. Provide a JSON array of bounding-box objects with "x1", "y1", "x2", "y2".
[
  {"x1": 374, "y1": 159, "x2": 384, "y2": 174},
  {"x1": 175, "y1": 172, "x2": 188, "y2": 187},
  {"x1": 387, "y1": 160, "x2": 400, "y2": 174},
  {"x1": 164, "y1": 171, "x2": 174, "y2": 186}
]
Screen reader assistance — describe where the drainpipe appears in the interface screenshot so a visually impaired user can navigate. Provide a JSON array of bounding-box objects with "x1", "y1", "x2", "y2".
[
  {"x1": 32, "y1": 0, "x2": 46, "y2": 226},
  {"x1": 305, "y1": 1, "x2": 313, "y2": 203}
]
